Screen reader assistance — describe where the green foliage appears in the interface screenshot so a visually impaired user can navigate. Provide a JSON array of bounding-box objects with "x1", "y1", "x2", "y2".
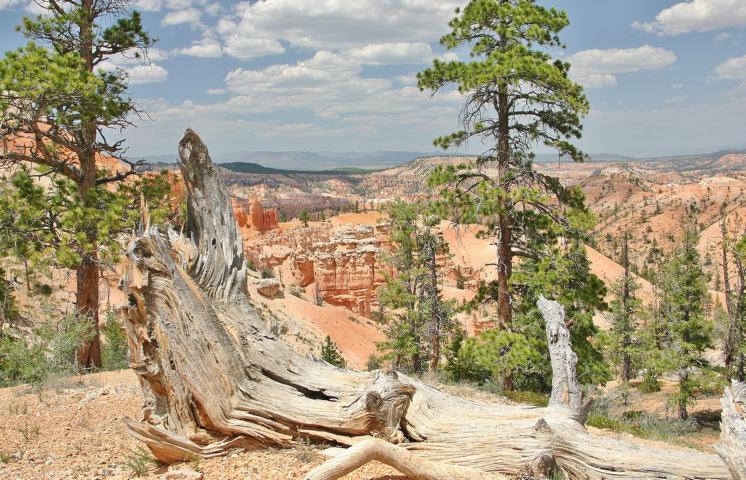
[
  {"x1": 124, "y1": 447, "x2": 158, "y2": 478},
  {"x1": 0, "y1": 1, "x2": 157, "y2": 366},
  {"x1": 320, "y1": 336, "x2": 346, "y2": 368},
  {"x1": 377, "y1": 201, "x2": 458, "y2": 374},
  {"x1": 586, "y1": 401, "x2": 699, "y2": 443},
  {"x1": 0, "y1": 313, "x2": 94, "y2": 387},
  {"x1": 366, "y1": 354, "x2": 382, "y2": 371},
  {"x1": 299, "y1": 209, "x2": 310, "y2": 227},
  {"x1": 603, "y1": 233, "x2": 642, "y2": 382},
  {"x1": 0, "y1": 269, "x2": 18, "y2": 324},
  {"x1": 645, "y1": 229, "x2": 714, "y2": 418},
  {"x1": 101, "y1": 310, "x2": 129, "y2": 371},
  {"x1": 0, "y1": 166, "x2": 139, "y2": 271},
  {"x1": 446, "y1": 240, "x2": 609, "y2": 392}
]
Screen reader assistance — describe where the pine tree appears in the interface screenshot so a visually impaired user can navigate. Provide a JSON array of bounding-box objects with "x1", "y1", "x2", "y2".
[
  {"x1": 299, "y1": 210, "x2": 310, "y2": 227},
  {"x1": 0, "y1": 0, "x2": 154, "y2": 368},
  {"x1": 608, "y1": 232, "x2": 641, "y2": 383},
  {"x1": 657, "y1": 229, "x2": 714, "y2": 419},
  {"x1": 320, "y1": 336, "x2": 346, "y2": 368},
  {"x1": 378, "y1": 201, "x2": 456, "y2": 374},
  {"x1": 419, "y1": 0, "x2": 589, "y2": 326}
]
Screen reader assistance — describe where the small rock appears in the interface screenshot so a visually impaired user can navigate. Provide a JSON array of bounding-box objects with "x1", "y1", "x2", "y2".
[
  {"x1": 162, "y1": 469, "x2": 204, "y2": 480},
  {"x1": 256, "y1": 278, "x2": 281, "y2": 298}
]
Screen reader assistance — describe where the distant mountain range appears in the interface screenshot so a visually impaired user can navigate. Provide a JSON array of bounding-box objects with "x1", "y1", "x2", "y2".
[{"x1": 140, "y1": 148, "x2": 746, "y2": 172}]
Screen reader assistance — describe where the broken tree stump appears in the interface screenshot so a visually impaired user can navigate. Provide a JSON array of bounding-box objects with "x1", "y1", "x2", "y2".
[{"x1": 122, "y1": 129, "x2": 737, "y2": 479}]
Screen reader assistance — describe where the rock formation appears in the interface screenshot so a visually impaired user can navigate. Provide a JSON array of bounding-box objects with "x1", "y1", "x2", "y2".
[{"x1": 233, "y1": 196, "x2": 279, "y2": 232}]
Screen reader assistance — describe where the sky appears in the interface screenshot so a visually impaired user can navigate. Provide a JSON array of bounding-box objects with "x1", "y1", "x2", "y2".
[{"x1": 0, "y1": 0, "x2": 745, "y2": 158}]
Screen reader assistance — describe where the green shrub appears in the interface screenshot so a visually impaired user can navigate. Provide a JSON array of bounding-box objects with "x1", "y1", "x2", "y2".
[
  {"x1": 125, "y1": 447, "x2": 157, "y2": 477},
  {"x1": 101, "y1": 310, "x2": 129, "y2": 371},
  {"x1": 366, "y1": 354, "x2": 382, "y2": 371},
  {"x1": 0, "y1": 313, "x2": 94, "y2": 387},
  {"x1": 638, "y1": 370, "x2": 661, "y2": 393},
  {"x1": 586, "y1": 401, "x2": 698, "y2": 443},
  {"x1": 320, "y1": 336, "x2": 346, "y2": 368}
]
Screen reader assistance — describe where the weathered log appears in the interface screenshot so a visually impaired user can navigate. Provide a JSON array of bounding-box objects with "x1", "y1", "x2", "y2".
[
  {"x1": 539, "y1": 295, "x2": 592, "y2": 424},
  {"x1": 716, "y1": 380, "x2": 746, "y2": 480},
  {"x1": 122, "y1": 129, "x2": 735, "y2": 479}
]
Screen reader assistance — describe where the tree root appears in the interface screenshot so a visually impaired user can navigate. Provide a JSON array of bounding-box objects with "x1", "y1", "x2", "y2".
[{"x1": 303, "y1": 438, "x2": 508, "y2": 480}]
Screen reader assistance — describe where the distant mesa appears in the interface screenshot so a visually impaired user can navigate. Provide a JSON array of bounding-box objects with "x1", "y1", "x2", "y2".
[{"x1": 233, "y1": 196, "x2": 279, "y2": 232}]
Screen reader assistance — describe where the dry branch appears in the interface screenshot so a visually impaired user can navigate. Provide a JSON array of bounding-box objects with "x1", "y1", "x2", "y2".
[{"x1": 122, "y1": 129, "x2": 737, "y2": 479}]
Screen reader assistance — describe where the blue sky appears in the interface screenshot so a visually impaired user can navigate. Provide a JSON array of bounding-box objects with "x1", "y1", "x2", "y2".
[{"x1": 1, "y1": 0, "x2": 745, "y2": 158}]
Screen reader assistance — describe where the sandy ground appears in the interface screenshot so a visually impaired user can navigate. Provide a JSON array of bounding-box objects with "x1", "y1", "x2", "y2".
[{"x1": 0, "y1": 370, "x2": 403, "y2": 480}]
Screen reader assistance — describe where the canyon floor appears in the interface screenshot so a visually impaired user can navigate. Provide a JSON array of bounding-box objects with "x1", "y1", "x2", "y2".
[{"x1": 0, "y1": 369, "x2": 723, "y2": 480}]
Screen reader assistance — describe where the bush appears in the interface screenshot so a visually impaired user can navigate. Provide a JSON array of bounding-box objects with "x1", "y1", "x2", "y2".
[
  {"x1": 0, "y1": 313, "x2": 94, "y2": 388},
  {"x1": 320, "y1": 335, "x2": 346, "y2": 368},
  {"x1": 366, "y1": 354, "x2": 382, "y2": 371},
  {"x1": 101, "y1": 310, "x2": 129, "y2": 371},
  {"x1": 125, "y1": 447, "x2": 157, "y2": 477},
  {"x1": 586, "y1": 400, "x2": 699, "y2": 443},
  {"x1": 638, "y1": 370, "x2": 661, "y2": 393}
]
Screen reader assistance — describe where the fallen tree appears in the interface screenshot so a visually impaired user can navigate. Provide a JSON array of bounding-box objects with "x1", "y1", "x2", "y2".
[{"x1": 122, "y1": 129, "x2": 739, "y2": 479}]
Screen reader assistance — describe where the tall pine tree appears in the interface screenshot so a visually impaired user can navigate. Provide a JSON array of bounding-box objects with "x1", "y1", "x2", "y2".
[
  {"x1": 657, "y1": 229, "x2": 714, "y2": 419},
  {"x1": 419, "y1": 0, "x2": 590, "y2": 326},
  {"x1": 0, "y1": 0, "x2": 154, "y2": 367}
]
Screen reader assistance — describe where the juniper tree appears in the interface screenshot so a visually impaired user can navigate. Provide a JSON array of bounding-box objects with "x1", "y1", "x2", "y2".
[
  {"x1": 419, "y1": 0, "x2": 589, "y2": 326},
  {"x1": 0, "y1": 0, "x2": 155, "y2": 367}
]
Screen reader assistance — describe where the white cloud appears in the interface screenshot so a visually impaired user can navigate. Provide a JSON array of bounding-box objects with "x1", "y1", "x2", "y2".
[
  {"x1": 97, "y1": 49, "x2": 169, "y2": 86},
  {"x1": 632, "y1": 0, "x2": 746, "y2": 36},
  {"x1": 715, "y1": 32, "x2": 732, "y2": 41},
  {"x1": 161, "y1": 8, "x2": 201, "y2": 27},
  {"x1": 127, "y1": 64, "x2": 168, "y2": 85},
  {"x1": 567, "y1": 45, "x2": 677, "y2": 88},
  {"x1": 222, "y1": 36, "x2": 285, "y2": 60},
  {"x1": 206, "y1": 88, "x2": 225, "y2": 95},
  {"x1": 671, "y1": 83, "x2": 686, "y2": 89},
  {"x1": 133, "y1": 0, "x2": 162, "y2": 12},
  {"x1": 0, "y1": 0, "x2": 25, "y2": 9},
  {"x1": 174, "y1": 38, "x2": 222, "y2": 57},
  {"x1": 347, "y1": 42, "x2": 433, "y2": 65},
  {"x1": 712, "y1": 55, "x2": 746, "y2": 80},
  {"x1": 218, "y1": 0, "x2": 460, "y2": 59}
]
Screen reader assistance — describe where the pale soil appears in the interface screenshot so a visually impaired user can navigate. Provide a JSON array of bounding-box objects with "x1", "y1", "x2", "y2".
[
  {"x1": 601, "y1": 379, "x2": 722, "y2": 451},
  {"x1": 0, "y1": 369, "x2": 723, "y2": 479},
  {"x1": 0, "y1": 370, "x2": 403, "y2": 480}
]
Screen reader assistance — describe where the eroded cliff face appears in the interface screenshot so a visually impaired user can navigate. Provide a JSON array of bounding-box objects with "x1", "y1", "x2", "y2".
[
  {"x1": 242, "y1": 222, "x2": 391, "y2": 316},
  {"x1": 238, "y1": 213, "x2": 498, "y2": 321}
]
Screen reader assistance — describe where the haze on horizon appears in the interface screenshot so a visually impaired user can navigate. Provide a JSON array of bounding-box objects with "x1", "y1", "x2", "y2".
[{"x1": 0, "y1": 0, "x2": 745, "y2": 158}]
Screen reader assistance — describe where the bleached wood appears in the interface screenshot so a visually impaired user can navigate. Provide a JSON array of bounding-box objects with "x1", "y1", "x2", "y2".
[
  {"x1": 716, "y1": 380, "x2": 746, "y2": 480},
  {"x1": 122, "y1": 129, "x2": 736, "y2": 480}
]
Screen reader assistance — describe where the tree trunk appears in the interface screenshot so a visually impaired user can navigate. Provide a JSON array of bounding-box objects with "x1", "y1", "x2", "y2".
[
  {"x1": 122, "y1": 130, "x2": 736, "y2": 480},
  {"x1": 73, "y1": 0, "x2": 102, "y2": 369},
  {"x1": 75, "y1": 258, "x2": 101, "y2": 368},
  {"x1": 678, "y1": 370, "x2": 689, "y2": 421},
  {"x1": 722, "y1": 221, "x2": 737, "y2": 375},
  {"x1": 427, "y1": 237, "x2": 439, "y2": 374}
]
